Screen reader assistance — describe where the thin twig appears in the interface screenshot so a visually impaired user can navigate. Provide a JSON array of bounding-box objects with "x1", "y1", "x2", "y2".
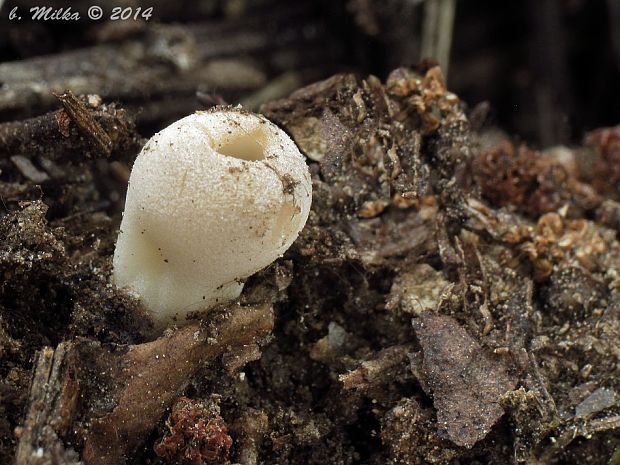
[{"x1": 421, "y1": 0, "x2": 456, "y2": 78}]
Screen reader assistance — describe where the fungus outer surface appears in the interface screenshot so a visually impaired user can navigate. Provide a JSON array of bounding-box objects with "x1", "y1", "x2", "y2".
[{"x1": 113, "y1": 108, "x2": 312, "y2": 326}]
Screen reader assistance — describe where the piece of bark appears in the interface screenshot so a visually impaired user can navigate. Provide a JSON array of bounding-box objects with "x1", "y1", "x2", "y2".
[
  {"x1": 412, "y1": 312, "x2": 516, "y2": 448},
  {"x1": 14, "y1": 344, "x2": 81, "y2": 465},
  {"x1": 262, "y1": 67, "x2": 468, "y2": 270}
]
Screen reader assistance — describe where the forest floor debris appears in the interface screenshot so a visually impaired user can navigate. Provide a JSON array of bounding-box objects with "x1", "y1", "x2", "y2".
[{"x1": 1, "y1": 65, "x2": 619, "y2": 464}]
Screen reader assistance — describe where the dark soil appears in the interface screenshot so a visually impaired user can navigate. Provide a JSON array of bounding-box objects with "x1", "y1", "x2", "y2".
[{"x1": 1, "y1": 2, "x2": 619, "y2": 465}]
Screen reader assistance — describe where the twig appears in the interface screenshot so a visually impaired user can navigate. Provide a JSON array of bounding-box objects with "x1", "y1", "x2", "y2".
[
  {"x1": 14, "y1": 344, "x2": 81, "y2": 465},
  {"x1": 421, "y1": 0, "x2": 456, "y2": 78},
  {"x1": 0, "y1": 97, "x2": 142, "y2": 162},
  {"x1": 527, "y1": 351, "x2": 559, "y2": 420},
  {"x1": 537, "y1": 416, "x2": 620, "y2": 463},
  {"x1": 339, "y1": 344, "x2": 413, "y2": 391}
]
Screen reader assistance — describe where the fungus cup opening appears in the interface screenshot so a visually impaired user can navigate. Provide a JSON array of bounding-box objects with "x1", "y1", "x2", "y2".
[{"x1": 214, "y1": 126, "x2": 267, "y2": 161}]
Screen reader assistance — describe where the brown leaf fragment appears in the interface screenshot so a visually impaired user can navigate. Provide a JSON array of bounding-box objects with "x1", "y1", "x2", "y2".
[
  {"x1": 348, "y1": 214, "x2": 435, "y2": 266},
  {"x1": 412, "y1": 312, "x2": 516, "y2": 448}
]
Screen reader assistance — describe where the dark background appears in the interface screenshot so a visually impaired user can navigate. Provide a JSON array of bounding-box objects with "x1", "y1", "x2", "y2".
[{"x1": 1, "y1": 0, "x2": 619, "y2": 147}]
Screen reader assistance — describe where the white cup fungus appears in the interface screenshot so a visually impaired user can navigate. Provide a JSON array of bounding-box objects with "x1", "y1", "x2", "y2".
[{"x1": 113, "y1": 107, "x2": 312, "y2": 327}]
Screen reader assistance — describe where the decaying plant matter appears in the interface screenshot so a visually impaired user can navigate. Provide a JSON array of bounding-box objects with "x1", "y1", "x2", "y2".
[
  {"x1": 1, "y1": 63, "x2": 619, "y2": 465},
  {"x1": 14, "y1": 303, "x2": 273, "y2": 465},
  {"x1": 154, "y1": 396, "x2": 233, "y2": 465}
]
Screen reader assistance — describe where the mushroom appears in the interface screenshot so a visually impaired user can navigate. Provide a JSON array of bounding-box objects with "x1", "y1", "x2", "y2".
[{"x1": 113, "y1": 107, "x2": 312, "y2": 327}]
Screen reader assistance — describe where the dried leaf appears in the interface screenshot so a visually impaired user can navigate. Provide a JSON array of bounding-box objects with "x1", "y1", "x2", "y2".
[{"x1": 412, "y1": 312, "x2": 516, "y2": 447}]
